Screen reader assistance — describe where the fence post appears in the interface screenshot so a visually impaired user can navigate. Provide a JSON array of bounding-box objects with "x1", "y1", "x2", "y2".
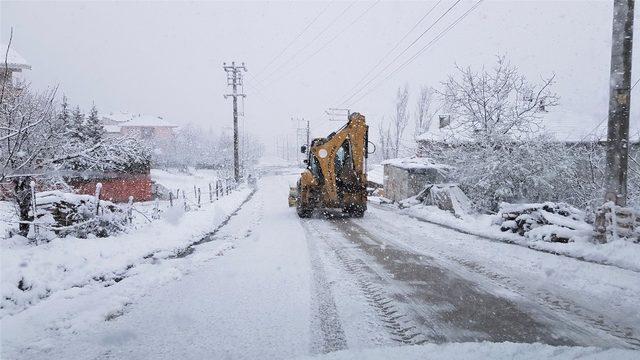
[
  {"x1": 216, "y1": 181, "x2": 220, "y2": 199},
  {"x1": 182, "y1": 189, "x2": 187, "y2": 211},
  {"x1": 153, "y1": 198, "x2": 160, "y2": 219},
  {"x1": 169, "y1": 191, "x2": 173, "y2": 207},
  {"x1": 209, "y1": 183, "x2": 213, "y2": 203},
  {"x1": 193, "y1": 185, "x2": 197, "y2": 201},
  {"x1": 197, "y1": 188, "x2": 201, "y2": 208},
  {"x1": 226, "y1": 179, "x2": 230, "y2": 195},
  {"x1": 176, "y1": 188, "x2": 180, "y2": 199},
  {"x1": 30, "y1": 180, "x2": 38, "y2": 242},
  {"x1": 127, "y1": 196, "x2": 134, "y2": 224},
  {"x1": 95, "y1": 182, "x2": 102, "y2": 215}
]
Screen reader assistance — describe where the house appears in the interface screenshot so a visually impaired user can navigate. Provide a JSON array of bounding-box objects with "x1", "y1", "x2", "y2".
[
  {"x1": 102, "y1": 112, "x2": 178, "y2": 162},
  {"x1": 381, "y1": 157, "x2": 452, "y2": 202},
  {"x1": 0, "y1": 43, "x2": 31, "y2": 91},
  {"x1": 102, "y1": 112, "x2": 177, "y2": 141}
]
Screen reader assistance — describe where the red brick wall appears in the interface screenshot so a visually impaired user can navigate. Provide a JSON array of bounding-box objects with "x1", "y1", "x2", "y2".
[{"x1": 69, "y1": 173, "x2": 152, "y2": 203}]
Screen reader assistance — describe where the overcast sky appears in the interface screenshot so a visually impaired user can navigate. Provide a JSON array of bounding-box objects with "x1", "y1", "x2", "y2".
[{"x1": 2, "y1": 0, "x2": 638, "y2": 152}]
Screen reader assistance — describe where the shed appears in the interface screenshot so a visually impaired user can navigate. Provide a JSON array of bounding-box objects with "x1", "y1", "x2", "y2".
[{"x1": 381, "y1": 157, "x2": 452, "y2": 202}]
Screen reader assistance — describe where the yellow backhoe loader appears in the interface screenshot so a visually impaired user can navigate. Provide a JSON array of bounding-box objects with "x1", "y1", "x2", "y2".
[{"x1": 290, "y1": 112, "x2": 369, "y2": 218}]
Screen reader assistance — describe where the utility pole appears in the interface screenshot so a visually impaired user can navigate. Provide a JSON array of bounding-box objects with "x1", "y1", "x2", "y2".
[
  {"x1": 223, "y1": 61, "x2": 247, "y2": 182},
  {"x1": 596, "y1": 0, "x2": 635, "y2": 243},
  {"x1": 604, "y1": 0, "x2": 634, "y2": 206}
]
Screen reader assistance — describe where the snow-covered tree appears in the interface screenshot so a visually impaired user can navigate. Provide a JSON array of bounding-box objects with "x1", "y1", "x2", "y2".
[
  {"x1": 1, "y1": 81, "x2": 150, "y2": 236},
  {"x1": 69, "y1": 106, "x2": 86, "y2": 142},
  {"x1": 438, "y1": 56, "x2": 558, "y2": 141},
  {"x1": 85, "y1": 104, "x2": 104, "y2": 144}
]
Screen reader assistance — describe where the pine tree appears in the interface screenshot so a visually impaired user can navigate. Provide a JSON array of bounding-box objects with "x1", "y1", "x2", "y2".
[
  {"x1": 85, "y1": 104, "x2": 104, "y2": 144},
  {"x1": 58, "y1": 95, "x2": 70, "y2": 127},
  {"x1": 70, "y1": 106, "x2": 86, "y2": 142}
]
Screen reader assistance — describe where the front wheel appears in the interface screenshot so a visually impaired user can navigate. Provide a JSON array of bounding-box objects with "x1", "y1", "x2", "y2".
[{"x1": 297, "y1": 206, "x2": 312, "y2": 218}]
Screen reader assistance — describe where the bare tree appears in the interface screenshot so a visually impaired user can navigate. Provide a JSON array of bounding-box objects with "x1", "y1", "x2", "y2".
[
  {"x1": 377, "y1": 117, "x2": 393, "y2": 160},
  {"x1": 392, "y1": 84, "x2": 409, "y2": 157},
  {"x1": 438, "y1": 56, "x2": 558, "y2": 140},
  {"x1": 414, "y1": 85, "x2": 437, "y2": 137}
]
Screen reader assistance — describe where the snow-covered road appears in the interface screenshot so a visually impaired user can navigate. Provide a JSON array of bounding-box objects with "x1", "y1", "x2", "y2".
[{"x1": 2, "y1": 170, "x2": 639, "y2": 359}]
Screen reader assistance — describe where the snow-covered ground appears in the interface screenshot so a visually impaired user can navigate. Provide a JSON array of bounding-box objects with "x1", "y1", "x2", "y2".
[
  {"x1": 384, "y1": 201, "x2": 640, "y2": 272},
  {"x1": 0, "y1": 186, "x2": 251, "y2": 317},
  {"x1": 151, "y1": 168, "x2": 224, "y2": 197},
  {"x1": 2, "y1": 168, "x2": 639, "y2": 359}
]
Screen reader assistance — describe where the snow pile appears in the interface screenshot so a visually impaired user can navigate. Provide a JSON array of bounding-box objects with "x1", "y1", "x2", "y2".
[
  {"x1": 413, "y1": 183, "x2": 473, "y2": 218},
  {"x1": 496, "y1": 202, "x2": 592, "y2": 243},
  {"x1": 303, "y1": 342, "x2": 639, "y2": 359},
  {"x1": 380, "y1": 201, "x2": 640, "y2": 272},
  {"x1": 0, "y1": 187, "x2": 251, "y2": 317},
  {"x1": 381, "y1": 156, "x2": 452, "y2": 174}
]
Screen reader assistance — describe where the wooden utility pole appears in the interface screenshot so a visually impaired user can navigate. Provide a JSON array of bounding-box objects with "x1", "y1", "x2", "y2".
[
  {"x1": 223, "y1": 61, "x2": 247, "y2": 183},
  {"x1": 605, "y1": 0, "x2": 634, "y2": 206}
]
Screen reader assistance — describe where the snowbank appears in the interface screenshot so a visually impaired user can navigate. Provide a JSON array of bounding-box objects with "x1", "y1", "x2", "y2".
[
  {"x1": 0, "y1": 187, "x2": 252, "y2": 317},
  {"x1": 302, "y1": 342, "x2": 639, "y2": 359},
  {"x1": 377, "y1": 202, "x2": 640, "y2": 272}
]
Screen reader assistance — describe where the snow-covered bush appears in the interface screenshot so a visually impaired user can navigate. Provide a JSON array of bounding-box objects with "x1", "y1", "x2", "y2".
[
  {"x1": 34, "y1": 191, "x2": 128, "y2": 238},
  {"x1": 496, "y1": 202, "x2": 592, "y2": 243}
]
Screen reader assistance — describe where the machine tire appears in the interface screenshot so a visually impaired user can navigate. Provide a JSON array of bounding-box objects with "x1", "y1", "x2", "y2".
[
  {"x1": 343, "y1": 204, "x2": 365, "y2": 218},
  {"x1": 297, "y1": 207, "x2": 312, "y2": 218}
]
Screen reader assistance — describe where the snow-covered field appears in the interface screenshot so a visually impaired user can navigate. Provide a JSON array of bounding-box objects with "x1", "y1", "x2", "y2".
[
  {"x1": 151, "y1": 168, "x2": 224, "y2": 196},
  {"x1": 1, "y1": 168, "x2": 639, "y2": 359}
]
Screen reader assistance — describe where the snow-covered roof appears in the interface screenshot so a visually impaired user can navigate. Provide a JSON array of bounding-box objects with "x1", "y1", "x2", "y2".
[
  {"x1": 0, "y1": 43, "x2": 31, "y2": 71},
  {"x1": 101, "y1": 112, "x2": 177, "y2": 128},
  {"x1": 381, "y1": 156, "x2": 452, "y2": 173},
  {"x1": 103, "y1": 125, "x2": 122, "y2": 133}
]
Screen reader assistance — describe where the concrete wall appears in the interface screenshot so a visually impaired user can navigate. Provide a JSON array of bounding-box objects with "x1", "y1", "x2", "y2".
[{"x1": 383, "y1": 164, "x2": 447, "y2": 202}]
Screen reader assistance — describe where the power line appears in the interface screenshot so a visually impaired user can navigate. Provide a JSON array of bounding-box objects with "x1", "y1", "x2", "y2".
[
  {"x1": 571, "y1": 76, "x2": 640, "y2": 145},
  {"x1": 348, "y1": 0, "x2": 483, "y2": 106},
  {"x1": 253, "y1": 1, "x2": 333, "y2": 80},
  {"x1": 256, "y1": 0, "x2": 380, "y2": 90},
  {"x1": 339, "y1": 0, "x2": 462, "y2": 106},
  {"x1": 335, "y1": 0, "x2": 444, "y2": 106},
  {"x1": 257, "y1": 1, "x2": 357, "y2": 84}
]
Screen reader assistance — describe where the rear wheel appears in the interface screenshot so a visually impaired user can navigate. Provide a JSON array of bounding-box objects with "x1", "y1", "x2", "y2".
[{"x1": 343, "y1": 204, "x2": 365, "y2": 218}]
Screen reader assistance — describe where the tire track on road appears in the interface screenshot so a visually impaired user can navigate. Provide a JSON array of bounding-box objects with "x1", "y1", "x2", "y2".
[
  {"x1": 303, "y1": 219, "x2": 432, "y2": 347},
  {"x1": 302, "y1": 222, "x2": 348, "y2": 354}
]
